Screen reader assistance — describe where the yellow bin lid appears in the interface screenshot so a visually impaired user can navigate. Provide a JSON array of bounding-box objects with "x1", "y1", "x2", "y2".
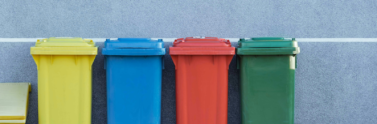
[
  {"x1": 0, "y1": 83, "x2": 31, "y2": 124},
  {"x1": 30, "y1": 37, "x2": 98, "y2": 55}
]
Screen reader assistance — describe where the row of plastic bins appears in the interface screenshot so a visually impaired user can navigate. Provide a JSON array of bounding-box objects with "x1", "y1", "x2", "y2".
[{"x1": 3, "y1": 37, "x2": 299, "y2": 124}]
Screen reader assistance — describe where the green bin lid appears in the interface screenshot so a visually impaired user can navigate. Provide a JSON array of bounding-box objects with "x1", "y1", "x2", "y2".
[{"x1": 237, "y1": 37, "x2": 300, "y2": 55}]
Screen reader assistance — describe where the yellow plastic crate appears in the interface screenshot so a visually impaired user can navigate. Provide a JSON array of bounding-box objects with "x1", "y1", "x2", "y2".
[
  {"x1": 0, "y1": 83, "x2": 31, "y2": 124},
  {"x1": 31, "y1": 37, "x2": 97, "y2": 124}
]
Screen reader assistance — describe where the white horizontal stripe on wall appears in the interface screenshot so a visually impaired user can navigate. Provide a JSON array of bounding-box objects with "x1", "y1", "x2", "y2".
[{"x1": 1, "y1": 38, "x2": 377, "y2": 42}]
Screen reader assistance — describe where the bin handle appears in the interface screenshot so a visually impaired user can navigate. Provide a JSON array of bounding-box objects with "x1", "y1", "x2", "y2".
[
  {"x1": 295, "y1": 55, "x2": 297, "y2": 69},
  {"x1": 237, "y1": 55, "x2": 297, "y2": 69}
]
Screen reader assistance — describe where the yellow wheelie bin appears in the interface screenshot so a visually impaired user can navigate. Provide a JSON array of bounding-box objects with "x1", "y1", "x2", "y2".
[{"x1": 30, "y1": 37, "x2": 97, "y2": 124}]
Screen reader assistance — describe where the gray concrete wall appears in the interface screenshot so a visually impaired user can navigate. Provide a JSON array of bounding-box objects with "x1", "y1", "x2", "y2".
[{"x1": 0, "y1": 0, "x2": 377, "y2": 38}]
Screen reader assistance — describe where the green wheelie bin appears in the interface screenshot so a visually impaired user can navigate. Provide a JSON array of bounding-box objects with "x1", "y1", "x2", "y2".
[{"x1": 237, "y1": 37, "x2": 300, "y2": 124}]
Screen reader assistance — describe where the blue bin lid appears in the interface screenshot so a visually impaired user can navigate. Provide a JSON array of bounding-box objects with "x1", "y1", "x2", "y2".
[{"x1": 102, "y1": 38, "x2": 166, "y2": 56}]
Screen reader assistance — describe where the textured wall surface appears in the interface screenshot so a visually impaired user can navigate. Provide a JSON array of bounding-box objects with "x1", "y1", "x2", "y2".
[
  {"x1": 1, "y1": 42, "x2": 377, "y2": 124},
  {"x1": 0, "y1": 0, "x2": 377, "y2": 38}
]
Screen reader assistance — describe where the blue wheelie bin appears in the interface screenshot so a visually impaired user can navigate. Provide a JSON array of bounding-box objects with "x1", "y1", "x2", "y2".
[{"x1": 103, "y1": 38, "x2": 165, "y2": 124}]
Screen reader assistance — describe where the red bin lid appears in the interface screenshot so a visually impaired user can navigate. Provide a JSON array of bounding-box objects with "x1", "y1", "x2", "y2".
[{"x1": 169, "y1": 37, "x2": 235, "y2": 55}]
